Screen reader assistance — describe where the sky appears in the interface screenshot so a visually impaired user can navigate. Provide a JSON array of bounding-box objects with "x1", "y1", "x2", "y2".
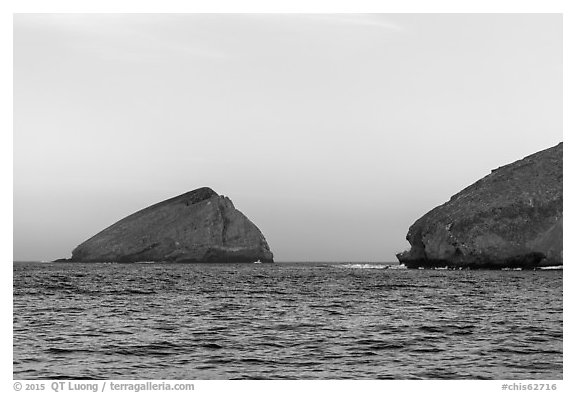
[{"x1": 13, "y1": 13, "x2": 562, "y2": 262}]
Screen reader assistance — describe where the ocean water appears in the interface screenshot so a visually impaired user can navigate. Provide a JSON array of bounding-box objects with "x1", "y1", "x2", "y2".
[{"x1": 13, "y1": 262, "x2": 562, "y2": 380}]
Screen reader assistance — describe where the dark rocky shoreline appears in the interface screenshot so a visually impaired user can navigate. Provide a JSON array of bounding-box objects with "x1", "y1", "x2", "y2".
[
  {"x1": 397, "y1": 143, "x2": 563, "y2": 269},
  {"x1": 58, "y1": 187, "x2": 274, "y2": 264},
  {"x1": 400, "y1": 252, "x2": 549, "y2": 270}
]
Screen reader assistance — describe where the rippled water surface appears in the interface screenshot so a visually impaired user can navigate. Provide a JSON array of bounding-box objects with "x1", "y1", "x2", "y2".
[{"x1": 13, "y1": 262, "x2": 562, "y2": 379}]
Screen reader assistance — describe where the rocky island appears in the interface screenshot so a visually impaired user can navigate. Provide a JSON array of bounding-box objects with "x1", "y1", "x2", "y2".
[
  {"x1": 60, "y1": 187, "x2": 274, "y2": 263},
  {"x1": 397, "y1": 143, "x2": 562, "y2": 269}
]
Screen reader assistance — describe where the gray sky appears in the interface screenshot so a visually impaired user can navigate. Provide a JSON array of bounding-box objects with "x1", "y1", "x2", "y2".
[{"x1": 13, "y1": 13, "x2": 562, "y2": 262}]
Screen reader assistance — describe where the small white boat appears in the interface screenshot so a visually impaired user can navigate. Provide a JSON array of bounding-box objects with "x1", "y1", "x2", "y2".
[{"x1": 254, "y1": 260, "x2": 262, "y2": 264}]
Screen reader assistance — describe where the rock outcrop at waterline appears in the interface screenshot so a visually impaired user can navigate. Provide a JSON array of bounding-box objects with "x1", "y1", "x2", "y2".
[
  {"x1": 397, "y1": 143, "x2": 563, "y2": 269},
  {"x1": 64, "y1": 187, "x2": 274, "y2": 263}
]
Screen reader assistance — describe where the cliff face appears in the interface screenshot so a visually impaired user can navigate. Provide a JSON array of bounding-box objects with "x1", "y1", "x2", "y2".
[
  {"x1": 69, "y1": 187, "x2": 274, "y2": 263},
  {"x1": 397, "y1": 143, "x2": 563, "y2": 269}
]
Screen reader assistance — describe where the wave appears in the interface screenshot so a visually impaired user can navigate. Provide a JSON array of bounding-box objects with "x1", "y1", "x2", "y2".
[
  {"x1": 333, "y1": 263, "x2": 407, "y2": 270},
  {"x1": 14, "y1": 261, "x2": 563, "y2": 380}
]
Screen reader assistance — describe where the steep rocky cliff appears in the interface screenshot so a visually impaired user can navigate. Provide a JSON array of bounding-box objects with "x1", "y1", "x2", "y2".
[
  {"x1": 66, "y1": 187, "x2": 274, "y2": 263},
  {"x1": 397, "y1": 143, "x2": 562, "y2": 269}
]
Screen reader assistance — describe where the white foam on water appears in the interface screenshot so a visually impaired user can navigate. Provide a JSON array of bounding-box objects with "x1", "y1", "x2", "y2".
[{"x1": 333, "y1": 263, "x2": 407, "y2": 270}]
